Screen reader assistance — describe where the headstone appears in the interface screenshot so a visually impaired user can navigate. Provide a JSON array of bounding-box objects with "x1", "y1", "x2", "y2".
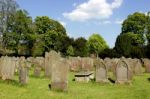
[
  {"x1": 51, "y1": 58, "x2": 69, "y2": 91},
  {"x1": 115, "y1": 58, "x2": 130, "y2": 84},
  {"x1": 104, "y1": 58, "x2": 112, "y2": 71},
  {"x1": 124, "y1": 58, "x2": 134, "y2": 80},
  {"x1": 1, "y1": 56, "x2": 16, "y2": 80},
  {"x1": 142, "y1": 58, "x2": 150, "y2": 73},
  {"x1": 68, "y1": 57, "x2": 81, "y2": 72},
  {"x1": 34, "y1": 65, "x2": 41, "y2": 77},
  {"x1": 95, "y1": 58, "x2": 109, "y2": 83},
  {"x1": 19, "y1": 57, "x2": 29, "y2": 85},
  {"x1": 81, "y1": 57, "x2": 93, "y2": 71},
  {"x1": 34, "y1": 57, "x2": 45, "y2": 70},
  {"x1": 133, "y1": 59, "x2": 142, "y2": 75},
  {"x1": 45, "y1": 51, "x2": 61, "y2": 78},
  {"x1": 111, "y1": 58, "x2": 119, "y2": 75}
]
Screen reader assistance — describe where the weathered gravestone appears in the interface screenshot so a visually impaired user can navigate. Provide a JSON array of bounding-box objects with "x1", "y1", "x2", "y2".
[
  {"x1": 142, "y1": 58, "x2": 150, "y2": 73},
  {"x1": 19, "y1": 57, "x2": 29, "y2": 85},
  {"x1": 1, "y1": 56, "x2": 16, "y2": 80},
  {"x1": 133, "y1": 59, "x2": 142, "y2": 75},
  {"x1": 68, "y1": 57, "x2": 81, "y2": 72},
  {"x1": 51, "y1": 58, "x2": 69, "y2": 91},
  {"x1": 33, "y1": 62, "x2": 41, "y2": 77},
  {"x1": 95, "y1": 58, "x2": 109, "y2": 83},
  {"x1": 110, "y1": 58, "x2": 119, "y2": 75},
  {"x1": 27, "y1": 57, "x2": 34, "y2": 62},
  {"x1": 124, "y1": 58, "x2": 134, "y2": 80},
  {"x1": 116, "y1": 58, "x2": 131, "y2": 84},
  {"x1": 35, "y1": 57, "x2": 45, "y2": 70},
  {"x1": 81, "y1": 57, "x2": 93, "y2": 71},
  {"x1": 14, "y1": 57, "x2": 19, "y2": 73},
  {"x1": 45, "y1": 51, "x2": 61, "y2": 78},
  {"x1": 104, "y1": 58, "x2": 112, "y2": 71}
]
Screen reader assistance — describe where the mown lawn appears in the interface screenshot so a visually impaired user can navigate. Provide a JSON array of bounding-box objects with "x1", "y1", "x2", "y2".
[{"x1": 0, "y1": 69, "x2": 150, "y2": 99}]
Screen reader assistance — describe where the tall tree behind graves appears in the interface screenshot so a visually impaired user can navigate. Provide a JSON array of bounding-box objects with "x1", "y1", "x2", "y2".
[
  {"x1": 0, "y1": 0, "x2": 19, "y2": 52},
  {"x1": 115, "y1": 12, "x2": 149, "y2": 58},
  {"x1": 0, "y1": 0, "x2": 18, "y2": 35},
  {"x1": 32, "y1": 16, "x2": 67, "y2": 56},
  {"x1": 2, "y1": 10, "x2": 33, "y2": 55},
  {"x1": 87, "y1": 33, "x2": 109, "y2": 57}
]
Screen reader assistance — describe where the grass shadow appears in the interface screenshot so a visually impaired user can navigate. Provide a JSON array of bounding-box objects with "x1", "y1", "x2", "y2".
[
  {"x1": 147, "y1": 78, "x2": 150, "y2": 82},
  {"x1": 108, "y1": 78, "x2": 115, "y2": 84}
]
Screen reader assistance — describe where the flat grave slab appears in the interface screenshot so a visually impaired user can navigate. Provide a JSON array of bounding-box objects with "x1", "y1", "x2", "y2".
[{"x1": 75, "y1": 71, "x2": 94, "y2": 82}]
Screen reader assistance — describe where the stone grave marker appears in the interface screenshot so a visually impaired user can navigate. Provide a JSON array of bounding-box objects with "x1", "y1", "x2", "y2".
[
  {"x1": 51, "y1": 58, "x2": 69, "y2": 91},
  {"x1": 142, "y1": 58, "x2": 150, "y2": 73},
  {"x1": 81, "y1": 57, "x2": 93, "y2": 71},
  {"x1": 1, "y1": 56, "x2": 16, "y2": 80},
  {"x1": 19, "y1": 57, "x2": 29, "y2": 85},
  {"x1": 95, "y1": 58, "x2": 109, "y2": 83},
  {"x1": 115, "y1": 58, "x2": 131, "y2": 84},
  {"x1": 45, "y1": 50, "x2": 61, "y2": 78}
]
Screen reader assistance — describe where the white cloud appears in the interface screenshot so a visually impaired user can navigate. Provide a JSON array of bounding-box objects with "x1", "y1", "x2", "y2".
[
  {"x1": 63, "y1": 0, "x2": 123, "y2": 22},
  {"x1": 114, "y1": 19, "x2": 124, "y2": 24},
  {"x1": 59, "y1": 21, "x2": 67, "y2": 27},
  {"x1": 111, "y1": 0, "x2": 123, "y2": 8}
]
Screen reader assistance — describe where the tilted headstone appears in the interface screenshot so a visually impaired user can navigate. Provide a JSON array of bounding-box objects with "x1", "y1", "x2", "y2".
[
  {"x1": 51, "y1": 58, "x2": 69, "y2": 91},
  {"x1": 19, "y1": 57, "x2": 29, "y2": 85},
  {"x1": 115, "y1": 58, "x2": 131, "y2": 84},
  {"x1": 95, "y1": 58, "x2": 108, "y2": 83},
  {"x1": 142, "y1": 58, "x2": 150, "y2": 73}
]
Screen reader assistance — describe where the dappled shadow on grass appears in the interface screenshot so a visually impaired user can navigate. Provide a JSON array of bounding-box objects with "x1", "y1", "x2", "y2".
[{"x1": 108, "y1": 78, "x2": 115, "y2": 84}]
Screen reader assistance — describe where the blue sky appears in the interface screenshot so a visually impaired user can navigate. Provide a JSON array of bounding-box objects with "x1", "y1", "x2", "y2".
[{"x1": 17, "y1": 0, "x2": 150, "y2": 48}]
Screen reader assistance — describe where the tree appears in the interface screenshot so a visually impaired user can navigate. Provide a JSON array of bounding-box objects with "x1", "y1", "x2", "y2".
[
  {"x1": 115, "y1": 32, "x2": 145, "y2": 57},
  {"x1": 0, "y1": 0, "x2": 18, "y2": 35},
  {"x1": 146, "y1": 12, "x2": 150, "y2": 44},
  {"x1": 114, "y1": 12, "x2": 150, "y2": 58},
  {"x1": 31, "y1": 36, "x2": 45, "y2": 57},
  {"x1": 87, "y1": 33, "x2": 108, "y2": 57},
  {"x1": 3, "y1": 10, "x2": 33, "y2": 55},
  {"x1": 34, "y1": 16, "x2": 66, "y2": 36},
  {"x1": 33, "y1": 16, "x2": 67, "y2": 56},
  {"x1": 122, "y1": 12, "x2": 147, "y2": 34},
  {"x1": 66, "y1": 45, "x2": 74, "y2": 56},
  {"x1": 72, "y1": 37, "x2": 88, "y2": 57},
  {"x1": 99, "y1": 48, "x2": 121, "y2": 58}
]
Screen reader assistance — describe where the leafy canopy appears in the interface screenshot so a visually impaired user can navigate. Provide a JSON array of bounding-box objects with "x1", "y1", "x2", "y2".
[{"x1": 87, "y1": 33, "x2": 108, "y2": 55}]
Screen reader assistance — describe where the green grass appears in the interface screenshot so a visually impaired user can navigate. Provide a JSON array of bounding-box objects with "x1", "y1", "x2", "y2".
[{"x1": 0, "y1": 69, "x2": 150, "y2": 99}]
